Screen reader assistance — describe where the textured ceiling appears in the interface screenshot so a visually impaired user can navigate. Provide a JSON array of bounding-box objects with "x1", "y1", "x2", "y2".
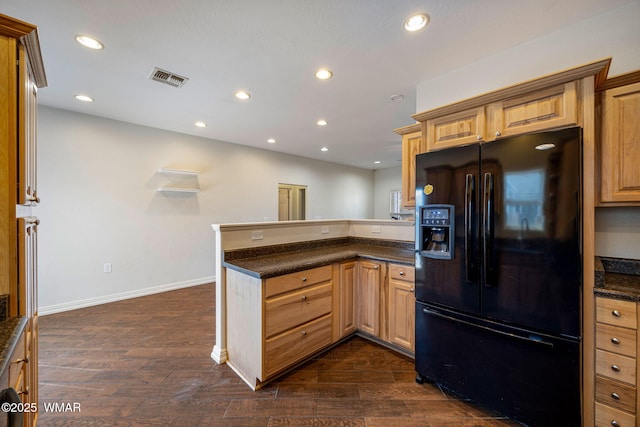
[{"x1": 2, "y1": 0, "x2": 633, "y2": 169}]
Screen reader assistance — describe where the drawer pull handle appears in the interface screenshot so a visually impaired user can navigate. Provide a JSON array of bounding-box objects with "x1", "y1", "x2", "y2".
[
  {"x1": 302, "y1": 277, "x2": 307, "y2": 282},
  {"x1": 410, "y1": 288, "x2": 415, "y2": 293},
  {"x1": 611, "y1": 365, "x2": 621, "y2": 372},
  {"x1": 301, "y1": 296, "x2": 307, "y2": 302},
  {"x1": 611, "y1": 337, "x2": 621, "y2": 345},
  {"x1": 612, "y1": 309, "x2": 621, "y2": 317},
  {"x1": 611, "y1": 392, "x2": 621, "y2": 400},
  {"x1": 301, "y1": 331, "x2": 307, "y2": 336},
  {"x1": 611, "y1": 421, "x2": 620, "y2": 427},
  {"x1": 399, "y1": 271, "x2": 405, "y2": 276}
]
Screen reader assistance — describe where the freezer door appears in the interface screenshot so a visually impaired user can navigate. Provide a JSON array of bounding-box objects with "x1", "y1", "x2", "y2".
[
  {"x1": 415, "y1": 302, "x2": 580, "y2": 426},
  {"x1": 414, "y1": 144, "x2": 480, "y2": 315},
  {"x1": 479, "y1": 127, "x2": 582, "y2": 338}
]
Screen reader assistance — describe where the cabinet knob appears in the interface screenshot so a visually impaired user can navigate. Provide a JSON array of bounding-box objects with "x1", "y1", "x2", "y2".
[
  {"x1": 611, "y1": 365, "x2": 621, "y2": 372},
  {"x1": 611, "y1": 421, "x2": 620, "y2": 427},
  {"x1": 399, "y1": 271, "x2": 405, "y2": 276},
  {"x1": 611, "y1": 392, "x2": 621, "y2": 400},
  {"x1": 301, "y1": 277, "x2": 307, "y2": 282},
  {"x1": 410, "y1": 288, "x2": 415, "y2": 293},
  {"x1": 611, "y1": 337, "x2": 621, "y2": 345},
  {"x1": 301, "y1": 331, "x2": 307, "y2": 336},
  {"x1": 374, "y1": 265, "x2": 379, "y2": 269},
  {"x1": 495, "y1": 131, "x2": 502, "y2": 137},
  {"x1": 301, "y1": 295, "x2": 307, "y2": 302},
  {"x1": 476, "y1": 135, "x2": 482, "y2": 140},
  {"x1": 612, "y1": 309, "x2": 621, "y2": 317}
]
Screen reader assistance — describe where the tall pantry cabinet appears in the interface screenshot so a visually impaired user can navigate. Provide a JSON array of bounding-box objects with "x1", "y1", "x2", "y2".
[{"x1": 0, "y1": 14, "x2": 46, "y2": 427}]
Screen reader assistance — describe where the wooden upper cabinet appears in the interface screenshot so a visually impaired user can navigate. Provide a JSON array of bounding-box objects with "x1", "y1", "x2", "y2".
[
  {"x1": 425, "y1": 106, "x2": 486, "y2": 151},
  {"x1": 599, "y1": 80, "x2": 640, "y2": 205},
  {"x1": 488, "y1": 82, "x2": 578, "y2": 139},
  {"x1": 395, "y1": 124, "x2": 424, "y2": 209}
]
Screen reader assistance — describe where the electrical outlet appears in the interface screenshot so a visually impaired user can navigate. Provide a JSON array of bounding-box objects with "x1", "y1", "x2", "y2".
[
  {"x1": 371, "y1": 225, "x2": 381, "y2": 234},
  {"x1": 321, "y1": 226, "x2": 329, "y2": 234},
  {"x1": 251, "y1": 230, "x2": 264, "y2": 240},
  {"x1": 104, "y1": 263, "x2": 112, "y2": 273}
]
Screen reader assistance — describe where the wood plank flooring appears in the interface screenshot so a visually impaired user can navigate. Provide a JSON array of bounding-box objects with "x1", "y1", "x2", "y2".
[{"x1": 37, "y1": 283, "x2": 522, "y2": 426}]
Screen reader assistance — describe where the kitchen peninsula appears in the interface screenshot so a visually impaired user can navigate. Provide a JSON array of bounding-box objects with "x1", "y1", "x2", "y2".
[{"x1": 211, "y1": 219, "x2": 415, "y2": 389}]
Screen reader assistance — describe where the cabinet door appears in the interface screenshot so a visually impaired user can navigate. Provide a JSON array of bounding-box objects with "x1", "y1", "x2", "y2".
[
  {"x1": 357, "y1": 261, "x2": 383, "y2": 337},
  {"x1": 388, "y1": 265, "x2": 415, "y2": 352},
  {"x1": 18, "y1": 47, "x2": 39, "y2": 206},
  {"x1": 489, "y1": 82, "x2": 577, "y2": 139},
  {"x1": 401, "y1": 131, "x2": 424, "y2": 208},
  {"x1": 17, "y1": 217, "x2": 38, "y2": 318},
  {"x1": 339, "y1": 261, "x2": 357, "y2": 337},
  {"x1": 425, "y1": 107, "x2": 486, "y2": 152},
  {"x1": 600, "y1": 82, "x2": 640, "y2": 204}
]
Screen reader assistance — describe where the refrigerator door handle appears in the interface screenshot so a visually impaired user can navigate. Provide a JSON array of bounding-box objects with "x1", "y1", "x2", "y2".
[
  {"x1": 483, "y1": 172, "x2": 496, "y2": 287},
  {"x1": 464, "y1": 173, "x2": 476, "y2": 284},
  {"x1": 421, "y1": 307, "x2": 555, "y2": 349}
]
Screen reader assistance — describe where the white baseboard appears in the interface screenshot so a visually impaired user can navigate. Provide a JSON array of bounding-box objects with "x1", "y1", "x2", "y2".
[{"x1": 38, "y1": 276, "x2": 215, "y2": 316}]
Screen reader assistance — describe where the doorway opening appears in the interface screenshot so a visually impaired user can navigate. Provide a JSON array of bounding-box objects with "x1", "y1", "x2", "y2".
[{"x1": 278, "y1": 184, "x2": 306, "y2": 221}]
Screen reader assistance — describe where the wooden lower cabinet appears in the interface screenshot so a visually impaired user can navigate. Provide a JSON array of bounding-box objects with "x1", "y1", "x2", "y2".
[
  {"x1": 388, "y1": 263, "x2": 415, "y2": 352},
  {"x1": 356, "y1": 260, "x2": 385, "y2": 338},
  {"x1": 337, "y1": 261, "x2": 357, "y2": 338},
  {"x1": 226, "y1": 259, "x2": 415, "y2": 389},
  {"x1": 226, "y1": 265, "x2": 334, "y2": 389},
  {"x1": 594, "y1": 296, "x2": 638, "y2": 426}
]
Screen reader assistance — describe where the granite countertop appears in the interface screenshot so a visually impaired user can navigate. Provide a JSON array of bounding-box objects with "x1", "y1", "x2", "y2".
[
  {"x1": 223, "y1": 237, "x2": 415, "y2": 278},
  {"x1": 594, "y1": 257, "x2": 640, "y2": 302},
  {"x1": 0, "y1": 316, "x2": 27, "y2": 379}
]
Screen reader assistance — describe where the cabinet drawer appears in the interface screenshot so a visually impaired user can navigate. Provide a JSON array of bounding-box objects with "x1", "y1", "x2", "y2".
[
  {"x1": 265, "y1": 265, "x2": 332, "y2": 298},
  {"x1": 389, "y1": 264, "x2": 415, "y2": 283},
  {"x1": 596, "y1": 401, "x2": 635, "y2": 427},
  {"x1": 265, "y1": 282, "x2": 332, "y2": 338},
  {"x1": 596, "y1": 298, "x2": 637, "y2": 329},
  {"x1": 596, "y1": 349, "x2": 637, "y2": 385},
  {"x1": 265, "y1": 314, "x2": 332, "y2": 378},
  {"x1": 596, "y1": 375, "x2": 637, "y2": 414},
  {"x1": 9, "y1": 331, "x2": 26, "y2": 390},
  {"x1": 596, "y1": 322, "x2": 637, "y2": 357}
]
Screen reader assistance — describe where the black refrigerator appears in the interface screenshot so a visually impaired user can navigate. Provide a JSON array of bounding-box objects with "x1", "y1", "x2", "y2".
[{"x1": 414, "y1": 127, "x2": 582, "y2": 426}]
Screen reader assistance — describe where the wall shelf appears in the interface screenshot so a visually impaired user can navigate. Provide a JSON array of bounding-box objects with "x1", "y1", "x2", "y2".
[
  {"x1": 158, "y1": 168, "x2": 199, "y2": 176},
  {"x1": 157, "y1": 187, "x2": 200, "y2": 193}
]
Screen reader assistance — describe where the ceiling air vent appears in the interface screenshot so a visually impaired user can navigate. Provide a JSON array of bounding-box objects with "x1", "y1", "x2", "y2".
[{"x1": 148, "y1": 67, "x2": 189, "y2": 88}]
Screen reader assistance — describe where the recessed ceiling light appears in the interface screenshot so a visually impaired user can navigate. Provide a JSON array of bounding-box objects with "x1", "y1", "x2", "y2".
[
  {"x1": 74, "y1": 94, "x2": 94, "y2": 102},
  {"x1": 75, "y1": 35, "x2": 104, "y2": 50},
  {"x1": 195, "y1": 121, "x2": 207, "y2": 128},
  {"x1": 403, "y1": 13, "x2": 429, "y2": 32},
  {"x1": 374, "y1": 161, "x2": 381, "y2": 164},
  {"x1": 389, "y1": 94, "x2": 404, "y2": 102},
  {"x1": 321, "y1": 147, "x2": 329, "y2": 152},
  {"x1": 317, "y1": 119, "x2": 328, "y2": 126},
  {"x1": 315, "y1": 69, "x2": 333, "y2": 80},
  {"x1": 267, "y1": 138, "x2": 276, "y2": 144},
  {"x1": 235, "y1": 90, "x2": 251, "y2": 100}
]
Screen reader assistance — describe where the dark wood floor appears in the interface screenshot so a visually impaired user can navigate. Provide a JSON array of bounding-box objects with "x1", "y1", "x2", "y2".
[{"x1": 38, "y1": 283, "x2": 521, "y2": 426}]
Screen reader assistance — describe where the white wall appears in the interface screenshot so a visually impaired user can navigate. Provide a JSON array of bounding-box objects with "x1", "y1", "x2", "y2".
[
  {"x1": 415, "y1": 2, "x2": 640, "y2": 260},
  {"x1": 416, "y1": 2, "x2": 640, "y2": 112},
  {"x1": 36, "y1": 107, "x2": 375, "y2": 314},
  {"x1": 373, "y1": 166, "x2": 403, "y2": 220},
  {"x1": 595, "y1": 208, "x2": 640, "y2": 260}
]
